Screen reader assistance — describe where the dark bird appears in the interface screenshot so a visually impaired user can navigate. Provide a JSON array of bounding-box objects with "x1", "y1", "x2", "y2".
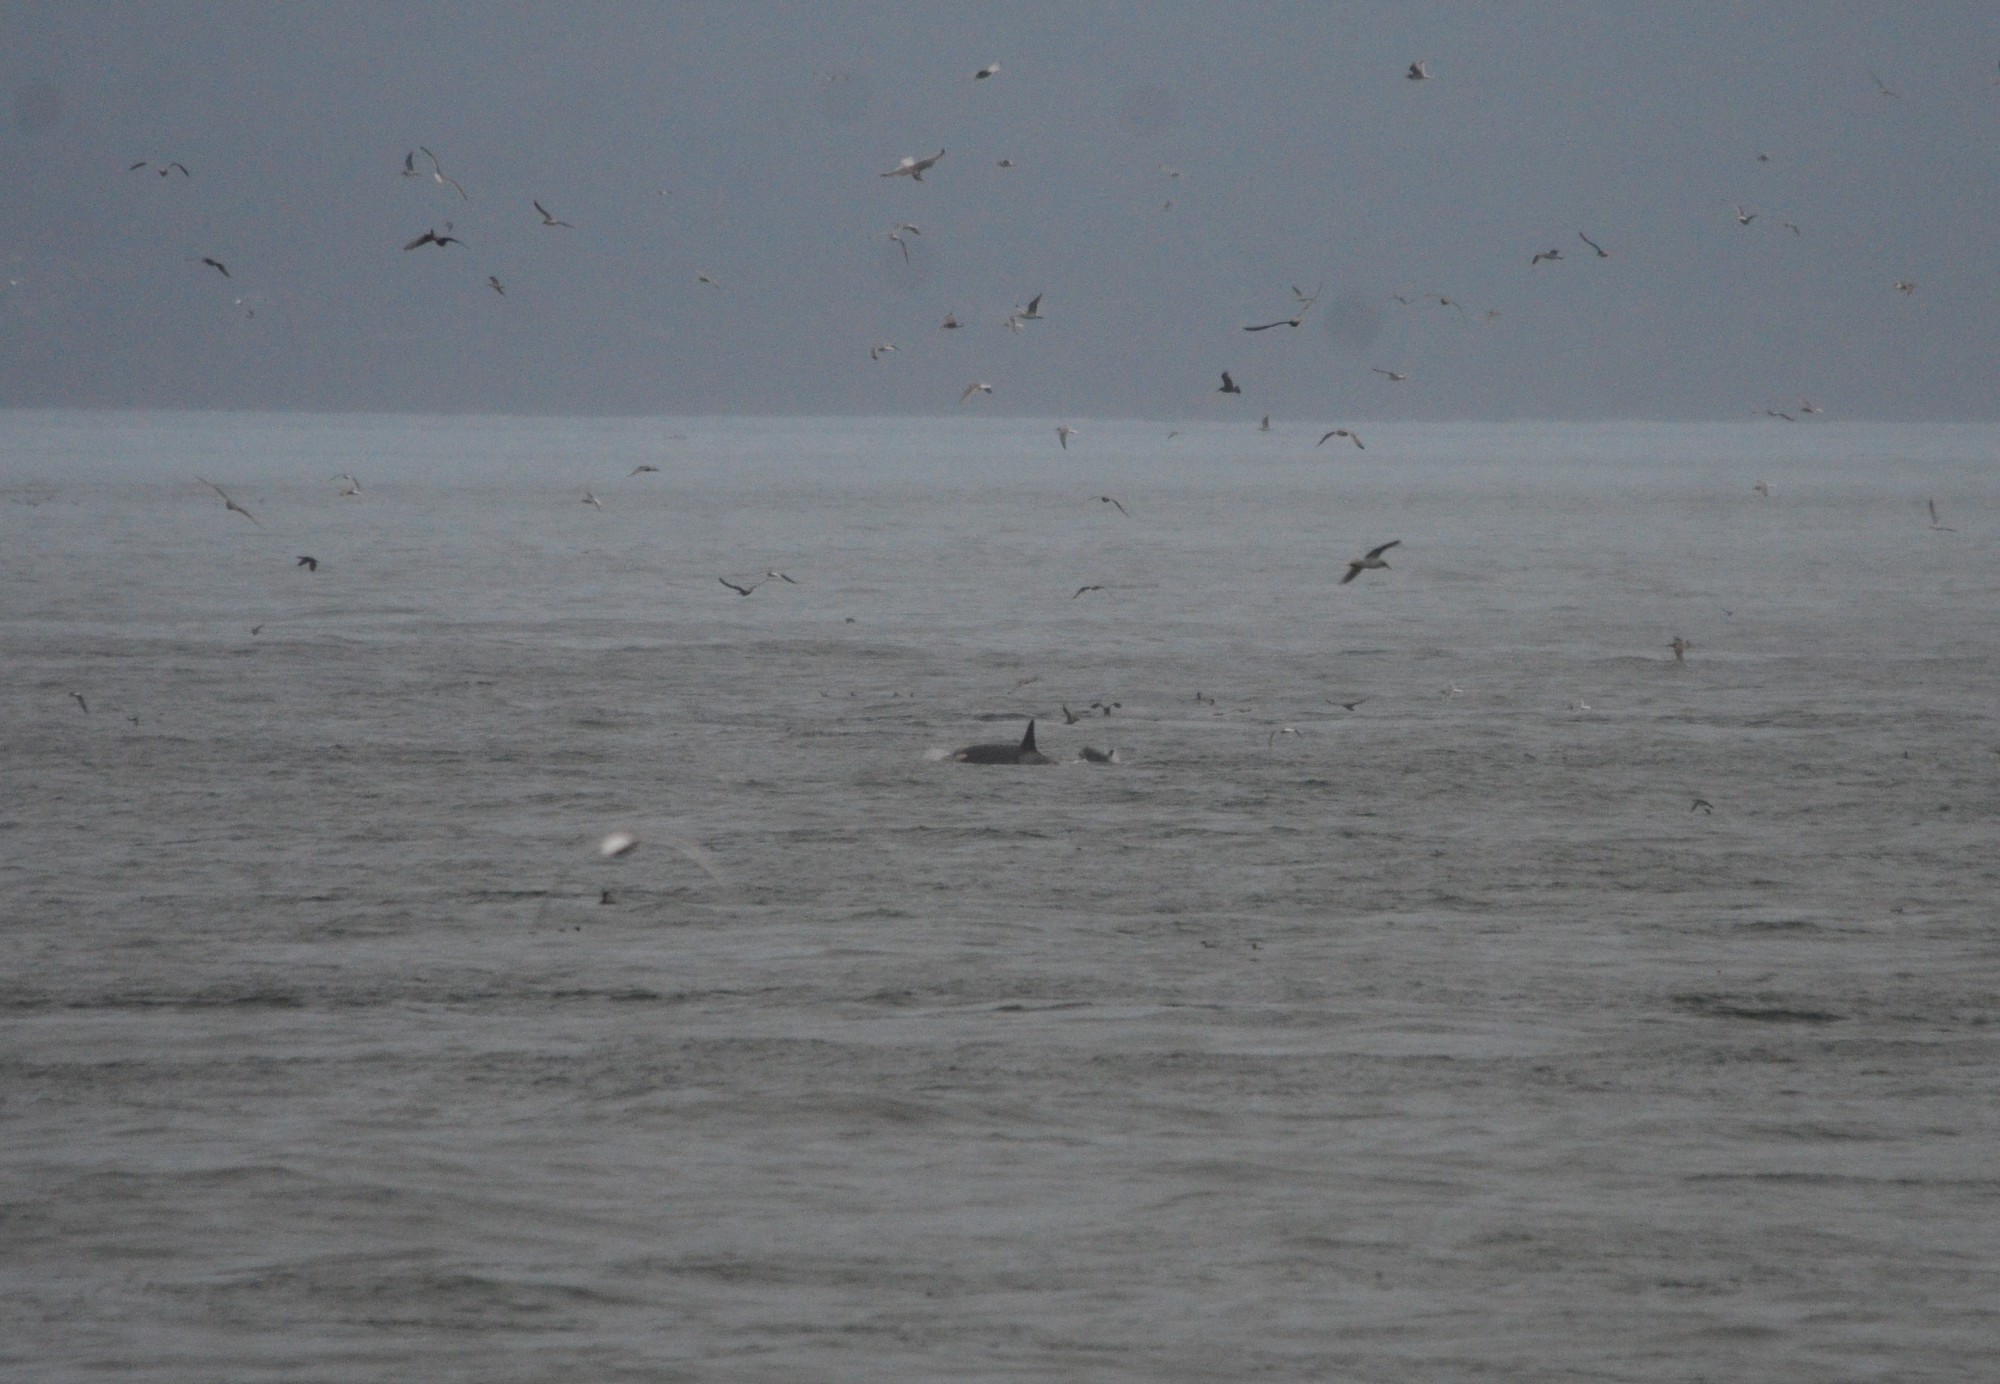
[
  {"x1": 1531, "y1": 248, "x2": 1564, "y2": 265},
  {"x1": 1691, "y1": 798, "x2": 1714, "y2": 814},
  {"x1": 201, "y1": 257, "x2": 231, "y2": 278},
  {"x1": 128, "y1": 161, "x2": 190, "y2": 177},
  {"x1": 1091, "y1": 495, "x2": 1129, "y2": 517},
  {"x1": 1244, "y1": 284, "x2": 1319, "y2": 331},
  {"x1": 71, "y1": 691, "x2": 87, "y2": 713},
  {"x1": 195, "y1": 476, "x2": 259, "y2": 525},
  {"x1": 1669, "y1": 636, "x2": 1691, "y2": 663},
  {"x1": 1578, "y1": 231, "x2": 1610, "y2": 258},
  {"x1": 629, "y1": 464, "x2": 659, "y2": 476},
  {"x1": 1372, "y1": 368, "x2": 1408, "y2": 382},
  {"x1": 718, "y1": 576, "x2": 765, "y2": 596},
  {"x1": 1407, "y1": 60, "x2": 1430, "y2": 80},
  {"x1": 403, "y1": 227, "x2": 464, "y2": 251},
  {"x1": 487, "y1": 275, "x2": 505, "y2": 295},
  {"x1": 1341, "y1": 539, "x2": 1401, "y2": 584},
  {"x1": 1868, "y1": 70, "x2": 1899, "y2": 98},
  {"x1": 1928, "y1": 498, "x2": 1955, "y2": 531},
  {"x1": 1317, "y1": 429, "x2": 1364, "y2": 449},
  {"x1": 1062, "y1": 704, "x2": 1083, "y2": 724},
  {"x1": 401, "y1": 150, "x2": 421, "y2": 178},
  {"x1": 296, "y1": 555, "x2": 318, "y2": 571},
  {"x1": 1217, "y1": 371, "x2": 1241, "y2": 394},
  {"x1": 1331, "y1": 697, "x2": 1370, "y2": 711},
  {"x1": 1073, "y1": 585, "x2": 1104, "y2": 598},
  {"x1": 417, "y1": 146, "x2": 467, "y2": 199},
  {"x1": 881, "y1": 149, "x2": 945, "y2": 181},
  {"x1": 1258, "y1": 415, "x2": 1272, "y2": 432},
  {"x1": 1765, "y1": 410, "x2": 1796, "y2": 422},
  {"x1": 1079, "y1": 746, "x2": 1117, "y2": 764},
  {"x1": 533, "y1": 199, "x2": 574, "y2": 228},
  {"x1": 973, "y1": 62, "x2": 1000, "y2": 80},
  {"x1": 250, "y1": 624, "x2": 264, "y2": 636},
  {"x1": 940, "y1": 312, "x2": 961, "y2": 329}
]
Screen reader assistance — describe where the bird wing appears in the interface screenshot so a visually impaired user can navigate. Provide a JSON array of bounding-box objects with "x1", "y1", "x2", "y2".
[
  {"x1": 1244, "y1": 319, "x2": 1288, "y2": 332},
  {"x1": 1340, "y1": 563, "x2": 1362, "y2": 584},
  {"x1": 1317, "y1": 431, "x2": 1337, "y2": 446},
  {"x1": 402, "y1": 232, "x2": 434, "y2": 251},
  {"x1": 1025, "y1": 293, "x2": 1041, "y2": 315},
  {"x1": 1364, "y1": 540, "x2": 1402, "y2": 560}
]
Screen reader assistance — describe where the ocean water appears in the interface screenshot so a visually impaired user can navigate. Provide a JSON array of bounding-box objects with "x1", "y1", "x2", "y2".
[{"x1": 2, "y1": 411, "x2": 1997, "y2": 1381}]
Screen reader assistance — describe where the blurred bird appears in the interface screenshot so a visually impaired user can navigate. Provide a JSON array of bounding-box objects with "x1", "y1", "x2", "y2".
[
  {"x1": 881, "y1": 149, "x2": 945, "y2": 181},
  {"x1": 1317, "y1": 429, "x2": 1364, "y2": 449},
  {"x1": 1406, "y1": 60, "x2": 1430, "y2": 80},
  {"x1": 1056, "y1": 424, "x2": 1077, "y2": 450},
  {"x1": 1341, "y1": 540, "x2": 1401, "y2": 584},
  {"x1": 1217, "y1": 371, "x2": 1241, "y2": 394},
  {"x1": 1372, "y1": 368, "x2": 1408, "y2": 382},
  {"x1": 533, "y1": 199, "x2": 574, "y2": 228},
  {"x1": 1578, "y1": 231, "x2": 1610, "y2": 258},
  {"x1": 201, "y1": 257, "x2": 231, "y2": 277},
  {"x1": 195, "y1": 476, "x2": 259, "y2": 525},
  {"x1": 960, "y1": 381, "x2": 993, "y2": 403},
  {"x1": 973, "y1": 62, "x2": 1000, "y2": 79},
  {"x1": 403, "y1": 227, "x2": 463, "y2": 251},
  {"x1": 296, "y1": 555, "x2": 318, "y2": 571},
  {"x1": 417, "y1": 146, "x2": 467, "y2": 199}
]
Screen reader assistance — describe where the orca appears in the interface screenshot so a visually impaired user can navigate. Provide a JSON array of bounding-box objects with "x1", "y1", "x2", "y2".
[{"x1": 952, "y1": 719, "x2": 1050, "y2": 765}]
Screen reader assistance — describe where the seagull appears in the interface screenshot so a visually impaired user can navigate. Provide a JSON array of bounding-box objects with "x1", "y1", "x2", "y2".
[
  {"x1": 1062, "y1": 704, "x2": 1083, "y2": 724},
  {"x1": 1330, "y1": 697, "x2": 1370, "y2": 712},
  {"x1": 1578, "y1": 231, "x2": 1610, "y2": 258},
  {"x1": 765, "y1": 569, "x2": 801, "y2": 585},
  {"x1": 1090, "y1": 495, "x2": 1128, "y2": 517},
  {"x1": 403, "y1": 227, "x2": 463, "y2": 250},
  {"x1": 487, "y1": 275, "x2": 505, "y2": 295},
  {"x1": 629, "y1": 465, "x2": 659, "y2": 476},
  {"x1": 959, "y1": 381, "x2": 993, "y2": 404},
  {"x1": 1073, "y1": 585, "x2": 1104, "y2": 598},
  {"x1": 195, "y1": 476, "x2": 259, "y2": 525},
  {"x1": 1765, "y1": 410, "x2": 1796, "y2": 422},
  {"x1": 886, "y1": 222, "x2": 920, "y2": 260},
  {"x1": 995, "y1": 158, "x2": 1016, "y2": 168},
  {"x1": 296, "y1": 555, "x2": 318, "y2": 571},
  {"x1": 582, "y1": 491, "x2": 602, "y2": 510},
  {"x1": 1777, "y1": 219, "x2": 1802, "y2": 236},
  {"x1": 1317, "y1": 429, "x2": 1364, "y2": 449},
  {"x1": 1259, "y1": 415, "x2": 1272, "y2": 433},
  {"x1": 1753, "y1": 481, "x2": 1771, "y2": 496},
  {"x1": 1372, "y1": 368, "x2": 1408, "y2": 382},
  {"x1": 1894, "y1": 280, "x2": 1917, "y2": 295},
  {"x1": 1691, "y1": 798, "x2": 1714, "y2": 814},
  {"x1": 417, "y1": 146, "x2": 467, "y2": 199},
  {"x1": 71, "y1": 691, "x2": 87, "y2": 713},
  {"x1": 695, "y1": 273, "x2": 720, "y2": 288},
  {"x1": 1005, "y1": 293, "x2": 1044, "y2": 331},
  {"x1": 1735, "y1": 205, "x2": 1757, "y2": 225},
  {"x1": 201, "y1": 257, "x2": 230, "y2": 278},
  {"x1": 598, "y1": 830, "x2": 640, "y2": 858},
  {"x1": 1669, "y1": 636, "x2": 1691, "y2": 663},
  {"x1": 1268, "y1": 726, "x2": 1302, "y2": 748},
  {"x1": 1217, "y1": 370, "x2": 1241, "y2": 394},
  {"x1": 881, "y1": 149, "x2": 945, "y2": 181},
  {"x1": 532, "y1": 199, "x2": 574, "y2": 228},
  {"x1": 127, "y1": 161, "x2": 190, "y2": 177},
  {"x1": 1244, "y1": 284, "x2": 1320, "y2": 331},
  {"x1": 1531, "y1": 248, "x2": 1564, "y2": 265},
  {"x1": 940, "y1": 312, "x2": 960, "y2": 330},
  {"x1": 869, "y1": 342, "x2": 896, "y2": 360},
  {"x1": 1928, "y1": 498, "x2": 1955, "y2": 531},
  {"x1": 1056, "y1": 424, "x2": 1076, "y2": 450},
  {"x1": 1406, "y1": 60, "x2": 1430, "y2": 80},
  {"x1": 718, "y1": 575, "x2": 765, "y2": 596},
  {"x1": 1868, "y1": 70, "x2": 1899, "y2": 98},
  {"x1": 1340, "y1": 539, "x2": 1401, "y2": 584},
  {"x1": 401, "y1": 150, "x2": 421, "y2": 178},
  {"x1": 973, "y1": 62, "x2": 1000, "y2": 79},
  {"x1": 333, "y1": 472, "x2": 362, "y2": 494}
]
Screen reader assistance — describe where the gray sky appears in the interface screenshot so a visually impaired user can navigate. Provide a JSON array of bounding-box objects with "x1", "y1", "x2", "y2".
[{"x1": 3, "y1": 2, "x2": 1996, "y2": 419}]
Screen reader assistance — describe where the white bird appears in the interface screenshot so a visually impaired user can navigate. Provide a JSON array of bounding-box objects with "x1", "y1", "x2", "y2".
[
  {"x1": 332, "y1": 472, "x2": 362, "y2": 494},
  {"x1": 870, "y1": 342, "x2": 897, "y2": 360},
  {"x1": 1005, "y1": 293, "x2": 1044, "y2": 331},
  {"x1": 695, "y1": 273, "x2": 719, "y2": 288},
  {"x1": 1797, "y1": 396, "x2": 1822, "y2": 415},
  {"x1": 973, "y1": 62, "x2": 1000, "y2": 80},
  {"x1": 417, "y1": 146, "x2": 466, "y2": 199},
  {"x1": 1056, "y1": 424, "x2": 1077, "y2": 450},
  {"x1": 886, "y1": 222, "x2": 920, "y2": 260},
  {"x1": 533, "y1": 199, "x2": 574, "y2": 228},
  {"x1": 1735, "y1": 205, "x2": 1757, "y2": 225},
  {"x1": 1341, "y1": 540, "x2": 1400, "y2": 584},
  {"x1": 599, "y1": 830, "x2": 640, "y2": 858},
  {"x1": 582, "y1": 491, "x2": 602, "y2": 510},
  {"x1": 960, "y1": 382, "x2": 993, "y2": 404},
  {"x1": 881, "y1": 149, "x2": 945, "y2": 182}
]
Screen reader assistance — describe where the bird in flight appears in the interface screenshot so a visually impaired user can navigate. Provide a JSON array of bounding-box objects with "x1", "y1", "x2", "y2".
[
  {"x1": 1797, "y1": 396, "x2": 1822, "y2": 415},
  {"x1": 403, "y1": 227, "x2": 464, "y2": 251},
  {"x1": 960, "y1": 382, "x2": 994, "y2": 404},
  {"x1": 128, "y1": 161, "x2": 190, "y2": 177},
  {"x1": 1753, "y1": 481, "x2": 1771, "y2": 497},
  {"x1": 582, "y1": 491, "x2": 602, "y2": 510},
  {"x1": 533, "y1": 199, "x2": 574, "y2": 228},
  {"x1": 1259, "y1": 415, "x2": 1272, "y2": 432},
  {"x1": 71, "y1": 691, "x2": 88, "y2": 713},
  {"x1": 195, "y1": 476, "x2": 259, "y2": 525},
  {"x1": 333, "y1": 473, "x2": 362, "y2": 495},
  {"x1": 487, "y1": 275, "x2": 504, "y2": 295},
  {"x1": 764, "y1": 569, "x2": 801, "y2": 585},
  {"x1": 201, "y1": 257, "x2": 230, "y2": 278},
  {"x1": 296, "y1": 555, "x2": 318, "y2": 571},
  {"x1": 718, "y1": 575, "x2": 766, "y2": 596},
  {"x1": 1244, "y1": 283, "x2": 1321, "y2": 331},
  {"x1": 1764, "y1": 409, "x2": 1796, "y2": 422},
  {"x1": 1531, "y1": 248, "x2": 1564, "y2": 265},
  {"x1": 1868, "y1": 70, "x2": 1899, "y2": 98},
  {"x1": 1217, "y1": 371, "x2": 1241, "y2": 394},
  {"x1": 417, "y1": 147, "x2": 467, "y2": 199},
  {"x1": 1005, "y1": 293, "x2": 1044, "y2": 331},
  {"x1": 1735, "y1": 205, "x2": 1757, "y2": 225},
  {"x1": 629, "y1": 465, "x2": 659, "y2": 476},
  {"x1": 1072, "y1": 585, "x2": 1105, "y2": 599},
  {"x1": 1329, "y1": 697, "x2": 1370, "y2": 712},
  {"x1": 886, "y1": 222, "x2": 920, "y2": 260},
  {"x1": 1578, "y1": 231, "x2": 1610, "y2": 258},
  {"x1": 1372, "y1": 368, "x2": 1408, "y2": 382},
  {"x1": 1928, "y1": 498, "x2": 1955, "y2": 531},
  {"x1": 881, "y1": 149, "x2": 945, "y2": 181},
  {"x1": 1056, "y1": 424, "x2": 1077, "y2": 450},
  {"x1": 1090, "y1": 495, "x2": 1128, "y2": 517},
  {"x1": 1669, "y1": 636, "x2": 1691, "y2": 663},
  {"x1": 1406, "y1": 60, "x2": 1430, "y2": 80},
  {"x1": 1317, "y1": 429, "x2": 1364, "y2": 449},
  {"x1": 869, "y1": 343, "x2": 896, "y2": 360},
  {"x1": 939, "y1": 312, "x2": 960, "y2": 330},
  {"x1": 401, "y1": 150, "x2": 421, "y2": 178},
  {"x1": 1893, "y1": 280, "x2": 1917, "y2": 295},
  {"x1": 1777, "y1": 219, "x2": 1802, "y2": 236},
  {"x1": 1340, "y1": 539, "x2": 1401, "y2": 584},
  {"x1": 973, "y1": 62, "x2": 1000, "y2": 79},
  {"x1": 695, "y1": 273, "x2": 720, "y2": 288}
]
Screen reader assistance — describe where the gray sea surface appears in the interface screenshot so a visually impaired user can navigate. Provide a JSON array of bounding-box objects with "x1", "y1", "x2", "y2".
[{"x1": 3, "y1": 412, "x2": 1998, "y2": 1381}]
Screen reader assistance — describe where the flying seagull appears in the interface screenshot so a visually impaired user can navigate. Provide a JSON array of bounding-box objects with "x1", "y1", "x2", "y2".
[
  {"x1": 764, "y1": 569, "x2": 801, "y2": 585},
  {"x1": 973, "y1": 62, "x2": 1000, "y2": 79},
  {"x1": 718, "y1": 575, "x2": 765, "y2": 596},
  {"x1": 296, "y1": 555, "x2": 318, "y2": 571},
  {"x1": 1056, "y1": 424, "x2": 1077, "y2": 450},
  {"x1": 403, "y1": 227, "x2": 463, "y2": 250},
  {"x1": 1317, "y1": 429, "x2": 1364, "y2": 449},
  {"x1": 128, "y1": 161, "x2": 190, "y2": 177},
  {"x1": 1259, "y1": 415, "x2": 1272, "y2": 432},
  {"x1": 1217, "y1": 371, "x2": 1241, "y2": 394},
  {"x1": 71, "y1": 691, "x2": 88, "y2": 713},
  {"x1": 886, "y1": 222, "x2": 920, "y2": 260},
  {"x1": 1735, "y1": 205, "x2": 1757, "y2": 225},
  {"x1": 1669, "y1": 636, "x2": 1691, "y2": 662},
  {"x1": 1778, "y1": 219, "x2": 1802, "y2": 236},
  {"x1": 1798, "y1": 396, "x2": 1822, "y2": 415},
  {"x1": 1372, "y1": 368, "x2": 1408, "y2": 382},
  {"x1": 869, "y1": 342, "x2": 896, "y2": 360},
  {"x1": 1340, "y1": 539, "x2": 1401, "y2": 584},
  {"x1": 1244, "y1": 283, "x2": 1321, "y2": 331},
  {"x1": 1531, "y1": 248, "x2": 1564, "y2": 265},
  {"x1": 1005, "y1": 293, "x2": 1044, "y2": 331},
  {"x1": 201, "y1": 257, "x2": 230, "y2": 278},
  {"x1": 1072, "y1": 585, "x2": 1104, "y2": 598},
  {"x1": 533, "y1": 199, "x2": 574, "y2": 228},
  {"x1": 417, "y1": 146, "x2": 467, "y2": 199},
  {"x1": 1894, "y1": 280, "x2": 1917, "y2": 296},
  {"x1": 695, "y1": 273, "x2": 720, "y2": 288},
  {"x1": 582, "y1": 491, "x2": 602, "y2": 510},
  {"x1": 995, "y1": 158, "x2": 1016, "y2": 168},
  {"x1": 939, "y1": 312, "x2": 960, "y2": 329},
  {"x1": 1928, "y1": 498, "x2": 1955, "y2": 531},
  {"x1": 487, "y1": 275, "x2": 504, "y2": 295},
  {"x1": 881, "y1": 149, "x2": 945, "y2": 181},
  {"x1": 629, "y1": 465, "x2": 659, "y2": 476},
  {"x1": 1090, "y1": 495, "x2": 1128, "y2": 517},
  {"x1": 1753, "y1": 481, "x2": 1771, "y2": 497},
  {"x1": 960, "y1": 381, "x2": 993, "y2": 403},
  {"x1": 1578, "y1": 231, "x2": 1610, "y2": 258},
  {"x1": 333, "y1": 473, "x2": 362, "y2": 495},
  {"x1": 401, "y1": 150, "x2": 421, "y2": 178},
  {"x1": 599, "y1": 830, "x2": 640, "y2": 859},
  {"x1": 1868, "y1": 70, "x2": 1899, "y2": 98},
  {"x1": 195, "y1": 476, "x2": 259, "y2": 525},
  {"x1": 1407, "y1": 60, "x2": 1430, "y2": 80}
]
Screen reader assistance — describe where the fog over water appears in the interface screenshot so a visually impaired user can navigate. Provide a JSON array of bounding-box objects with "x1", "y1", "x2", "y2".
[{"x1": 2, "y1": 412, "x2": 1997, "y2": 1379}]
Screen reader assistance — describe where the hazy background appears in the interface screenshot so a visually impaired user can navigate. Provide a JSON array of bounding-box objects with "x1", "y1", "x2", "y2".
[{"x1": 3, "y1": 2, "x2": 1996, "y2": 420}]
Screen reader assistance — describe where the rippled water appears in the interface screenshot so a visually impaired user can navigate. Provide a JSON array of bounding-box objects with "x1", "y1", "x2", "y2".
[{"x1": 3, "y1": 412, "x2": 1997, "y2": 1380}]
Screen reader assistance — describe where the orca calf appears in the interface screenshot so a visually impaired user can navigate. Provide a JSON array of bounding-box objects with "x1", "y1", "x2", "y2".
[{"x1": 953, "y1": 720, "x2": 1050, "y2": 764}]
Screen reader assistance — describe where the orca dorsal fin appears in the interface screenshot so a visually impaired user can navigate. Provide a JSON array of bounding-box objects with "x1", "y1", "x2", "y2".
[{"x1": 1020, "y1": 720, "x2": 1037, "y2": 754}]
